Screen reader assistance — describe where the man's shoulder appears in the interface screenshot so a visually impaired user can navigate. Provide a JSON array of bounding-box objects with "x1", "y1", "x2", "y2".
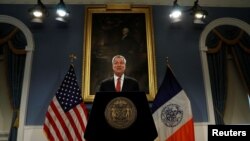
[
  {"x1": 101, "y1": 77, "x2": 113, "y2": 83},
  {"x1": 124, "y1": 76, "x2": 138, "y2": 82}
]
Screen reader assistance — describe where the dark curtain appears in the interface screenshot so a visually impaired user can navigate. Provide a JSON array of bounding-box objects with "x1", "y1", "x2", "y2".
[
  {"x1": 206, "y1": 44, "x2": 227, "y2": 124},
  {"x1": 8, "y1": 28, "x2": 26, "y2": 141},
  {"x1": 0, "y1": 24, "x2": 27, "y2": 141},
  {"x1": 206, "y1": 25, "x2": 250, "y2": 124},
  {"x1": 7, "y1": 49, "x2": 26, "y2": 141}
]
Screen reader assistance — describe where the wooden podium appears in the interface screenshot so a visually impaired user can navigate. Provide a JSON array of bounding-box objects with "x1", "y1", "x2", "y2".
[{"x1": 84, "y1": 92, "x2": 157, "y2": 141}]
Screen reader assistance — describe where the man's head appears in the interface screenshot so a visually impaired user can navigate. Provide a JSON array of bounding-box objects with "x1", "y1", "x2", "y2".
[
  {"x1": 122, "y1": 27, "x2": 129, "y2": 36},
  {"x1": 112, "y1": 55, "x2": 126, "y2": 77}
]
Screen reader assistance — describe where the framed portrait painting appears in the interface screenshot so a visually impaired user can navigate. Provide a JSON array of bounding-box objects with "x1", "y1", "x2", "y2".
[{"x1": 82, "y1": 4, "x2": 157, "y2": 102}]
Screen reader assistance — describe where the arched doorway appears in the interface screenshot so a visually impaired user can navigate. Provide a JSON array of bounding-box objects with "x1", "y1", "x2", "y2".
[
  {"x1": 0, "y1": 15, "x2": 34, "y2": 141},
  {"x1": 200, "y1": 18, "x2": 250, "y2": 124}
]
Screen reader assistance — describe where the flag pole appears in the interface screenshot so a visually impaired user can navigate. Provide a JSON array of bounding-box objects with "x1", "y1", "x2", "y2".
[
  {"x1": 165, "y1": 57, "x2": 168, "y2": 65},
  {"x1": 165, "y1": 56, "x2": 171, "y2": 68},
  {"x1": 69, "y1": 53, "x2": 77, "y2": 66},
  {"x1": 165, "y1": 57, "x2": 174, "y2": 75}
]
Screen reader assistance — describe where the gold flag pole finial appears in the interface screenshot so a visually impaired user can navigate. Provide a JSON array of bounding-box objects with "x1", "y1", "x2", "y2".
[
  {"x1": 69, "y1": 53, "x2": 77, "y2": 64},
  {"x1": 165, "y1": 57, "x2": 169, "y2": 65}
]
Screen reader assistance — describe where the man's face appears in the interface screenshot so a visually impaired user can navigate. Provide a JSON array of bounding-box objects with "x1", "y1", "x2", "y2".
[
  {"x1": 122, "y1": 28, "x2": 129, "y2": 35},
  {"x1": 112, "y1": 57, "x2": 126, "y2": 76}
]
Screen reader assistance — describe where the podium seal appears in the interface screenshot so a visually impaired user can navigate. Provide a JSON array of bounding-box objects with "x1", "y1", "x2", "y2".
[{"x1": 105, "y1": 97, "x2": 137, "y2": 129}]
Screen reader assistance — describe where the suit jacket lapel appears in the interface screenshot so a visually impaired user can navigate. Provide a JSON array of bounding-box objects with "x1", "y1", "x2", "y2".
[
  {"x1": 122, "y1": 76, "x2": 128, "y2": 92},
  {"x1": 111, "y1": 77, "x2": 116, "y2": 91}
]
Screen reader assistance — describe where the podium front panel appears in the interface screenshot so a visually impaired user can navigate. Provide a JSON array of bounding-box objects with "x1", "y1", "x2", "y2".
[{"x1": 84, "y1": 92, "x2": 157, "y2": 141}]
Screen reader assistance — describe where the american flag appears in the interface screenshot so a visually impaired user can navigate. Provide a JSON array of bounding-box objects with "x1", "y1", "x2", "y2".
[{"x1": 43, "y1": 65, "x2": 88, "y2": 141}]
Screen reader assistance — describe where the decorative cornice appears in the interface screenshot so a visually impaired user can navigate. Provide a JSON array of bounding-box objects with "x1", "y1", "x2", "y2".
[{"x1": 0, "y1": 0, "x2": 250, "y2": 7}]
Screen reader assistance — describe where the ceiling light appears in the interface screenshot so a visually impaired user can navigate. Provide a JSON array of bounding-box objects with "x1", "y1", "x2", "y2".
[
  {"x1": 191, "y1": 0, "x2": 208, "y2": 24},
  {"x1": 169, "y1": 0, "x2": 208, "y2": 25},
  {"x1": 28, "y1": 0, "x2": 48, "y2": 23},
  {"x1": 55, "y1": 0, "x2": 69, "y2": 22},
  {"x1": 169, "y1": 0, "x2": 182, "y2": 23}
]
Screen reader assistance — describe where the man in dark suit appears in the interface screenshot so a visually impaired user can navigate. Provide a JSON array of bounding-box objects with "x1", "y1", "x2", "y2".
[{"x1": 98, "y1": 55, "x2": 139, "y2": 92}]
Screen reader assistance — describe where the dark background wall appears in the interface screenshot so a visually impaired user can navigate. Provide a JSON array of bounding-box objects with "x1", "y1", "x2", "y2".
[{"x1": 0, "y1": 4, "x2": 249, "y2": 125}]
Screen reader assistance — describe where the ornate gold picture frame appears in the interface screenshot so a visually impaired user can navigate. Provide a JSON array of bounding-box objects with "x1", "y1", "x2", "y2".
[{"x1": 82, "y1": 4, "x2": 157, "y2": 102}]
